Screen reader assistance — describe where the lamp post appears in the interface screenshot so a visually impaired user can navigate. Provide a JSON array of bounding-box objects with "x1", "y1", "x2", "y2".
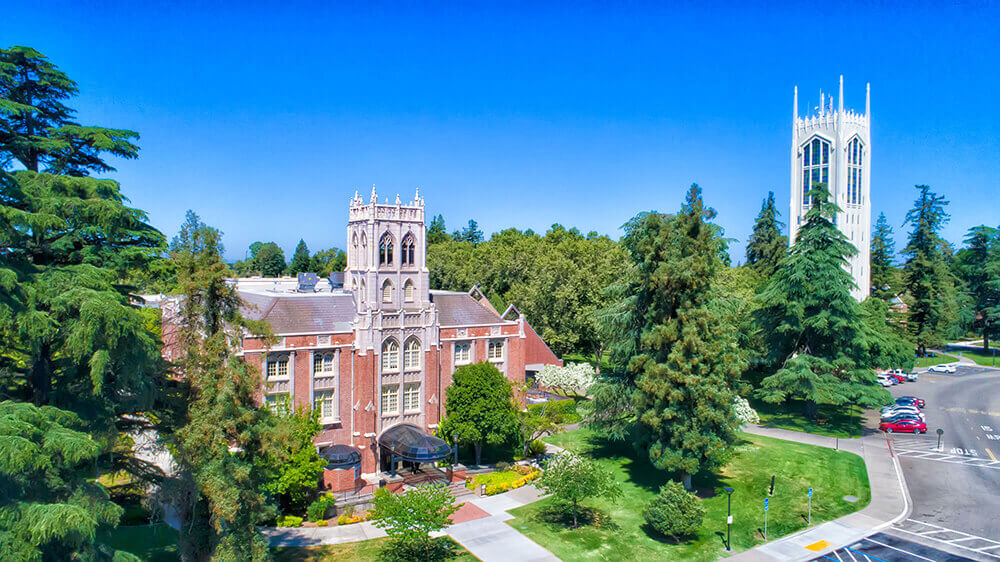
[
  {"x1": 453, "y1": 435, "x2": 459, "y2": 465},
  {"x1": 724, "y1": 487, "x2": 735, "y2": 551}
]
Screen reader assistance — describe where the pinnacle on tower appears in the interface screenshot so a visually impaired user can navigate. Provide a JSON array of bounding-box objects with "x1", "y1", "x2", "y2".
[
  {"x1": 370, "y1": 184, "x2": 377, "y2": 204},
  {"x1": 838, "y1": 75, "x2": 844, "y2": 113}
]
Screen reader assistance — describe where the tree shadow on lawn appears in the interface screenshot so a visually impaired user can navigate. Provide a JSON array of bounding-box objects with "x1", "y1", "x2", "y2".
[{"x1": 533, "y1": 502, "x2": 620, "y2": 532}]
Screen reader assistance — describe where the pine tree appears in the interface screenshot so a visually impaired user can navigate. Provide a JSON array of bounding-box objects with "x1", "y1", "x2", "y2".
[
  {"x1": 427, "y1": 214, "x2": 449, "y2": 244},
  {"x1": 956, "y1": 225, "x2": 1000, "y2": 349},
  {"x1": 755, "y1": 184, "x2": 888, "y2": 418},
  {"x1": 627, "y1": 185, "x2": 744, "y2": 489},
  {"x1": 902, "y1": 185, "x2": 959, "y2": 356},
  {"x1": 745, "y1": 191, "x2": 788, "y2": 276},
  {"x1": 461, "y1": 219, "x2": 484, "y2": 244},
  {"x1": 870, "y1": 212, "x2": 897, "y2": 299},
  {"x1": 288, "y1": 239, "x2": 311, "y2": 275}
]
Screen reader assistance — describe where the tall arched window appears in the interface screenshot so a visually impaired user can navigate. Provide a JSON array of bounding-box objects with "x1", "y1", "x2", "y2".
[
  {"x1": 360, "y1": 233, "x2": 368, "y2": 267},
  {"x1": 401, "y1": 233, "x2": 416, "y2": 266},
  {"x1": 404, "y1": 337, "x2": 421, "y2": 370},
  {"x1": 801, "y1": 137, "x2": 830, "y2": 206},
  {"x1": 381, "y1": 338, "x2": 399, "y2": 371},
  {"x1": 360, "y1": 279, "x2": 366, "y2": 302},
  {"x1": 847, "y1": 137, "x2": 864, "y2": 206},
  {"x1": 382, "y1": 279, "x2": 393, "y2": 303},
  {"x1": 351, "y1": 233, "x2": 359, "y2": 267},
  {"x1": 404, "y1": 279, "x2": 415, "y2": 302},
  {"x1": 379, "y1": 232, "x2": 394, "y2": 266}
]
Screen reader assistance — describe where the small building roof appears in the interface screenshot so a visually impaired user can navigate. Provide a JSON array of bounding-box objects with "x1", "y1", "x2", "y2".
[
  {"x1": 430, "y1": 290, "x2": 504, "y2": 326},
  {"x1": 239, "y1": 291, "x2": 356, "y2": 334}
]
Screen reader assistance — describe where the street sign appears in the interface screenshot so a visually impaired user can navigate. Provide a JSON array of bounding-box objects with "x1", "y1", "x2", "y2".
[
  {"x1": 808, "y1": 488, "x2": 813, "y2": 498},
  {"x1": 764, "y1": 498, "x2": 769, "y2": 512}
]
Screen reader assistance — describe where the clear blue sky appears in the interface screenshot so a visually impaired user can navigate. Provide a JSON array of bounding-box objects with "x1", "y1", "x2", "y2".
[{"x1": 6, "y1": 1, "x2": 998, "y2": 262}]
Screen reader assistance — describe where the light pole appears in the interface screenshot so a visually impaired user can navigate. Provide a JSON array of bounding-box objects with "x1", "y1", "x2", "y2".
[
  {"x1": 724, "y1": 487, "x2": 735, "y2": 551},
  {"x1": 936, "y1": 428, "x2": 944, "y2": 451}
]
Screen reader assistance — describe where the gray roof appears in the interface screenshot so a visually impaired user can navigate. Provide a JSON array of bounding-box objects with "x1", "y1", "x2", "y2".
[
  {"x1": 239, "y1": 292, "x2": 356, "y2": 334},
  {"x1": 431, "y1": 291, "x2": 503, "y2": 326}
]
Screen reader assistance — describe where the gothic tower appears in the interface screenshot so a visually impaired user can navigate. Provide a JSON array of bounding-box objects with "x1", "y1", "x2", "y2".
[{"x1": 790, "y1": 76, "x2": 872, "y2": 300}]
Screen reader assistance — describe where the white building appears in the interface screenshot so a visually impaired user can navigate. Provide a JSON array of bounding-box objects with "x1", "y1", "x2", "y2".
[{"x1": 790, "y1": 76, "x2": 871, "y2": 300}]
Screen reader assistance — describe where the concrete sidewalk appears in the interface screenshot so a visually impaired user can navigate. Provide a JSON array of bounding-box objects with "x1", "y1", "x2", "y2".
[{"x1": 727, "y1": 425, "x2": 910, "y2": 561}]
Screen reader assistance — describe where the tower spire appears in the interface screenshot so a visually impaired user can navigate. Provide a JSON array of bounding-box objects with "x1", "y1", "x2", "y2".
[
  {"x1": 838, "y1": 75, "x2": 844, "y2": 113},
  {"x1": 793, "y1": 86, "x2": 798, "y2": 121},
  {"x1": 865, "y1": 82, "x2": 871, "y2": 119}
]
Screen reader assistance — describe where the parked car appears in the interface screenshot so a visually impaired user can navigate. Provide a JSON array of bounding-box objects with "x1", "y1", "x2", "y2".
[
  {"x1": 880, "y1": 419, "x2": 927, "y2": 433},
  {"x1": 881, "y1": 406, "x2": 924, "y2": 421},
  {"x1": 896, "y1": 396, "x2": 925, "y2": 408},
  {"x1": 882, "y1": 414, "x2": 925, "y2": 425},
  {"x1": 876, "y1": 374, "x2": 894, "y2": 387},
  {"x1": 928, "y1": 364, "x2": 957, "y2": 374},
  {"x1": 888, "y1": 369, "x2": 910, "y2": 383},
  {"x1": 906, "y1": 372, "x2": 919, "y2": 382}
]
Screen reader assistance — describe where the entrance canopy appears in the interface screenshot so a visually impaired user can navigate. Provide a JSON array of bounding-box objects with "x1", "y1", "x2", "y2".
[
  {"x1": 319, "y1": 444, "x2": 361, "y2": 470},
  {"x1": 378, "y1": 424, "x2": 451, "y2": 463}
]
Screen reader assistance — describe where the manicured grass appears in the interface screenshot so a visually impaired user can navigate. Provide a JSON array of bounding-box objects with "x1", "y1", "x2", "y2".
[
  {"x1": 98, "y1": 523, "x2": 178, "y2": 562},
  {"x1": 508, "y1": 429, "x2": 869, "y2": 561},
  {"x1": 753, "y1": 399, "x2": 863, "y2": 438},
  {"x1": 915, "y1": 354, "x2": 957, "y2": 368},
  {"x1": 951, "y1": 348, "x2": 1000, "y2": 367},
  {"x1": 272, "y1": 536, "x2": 477, "y2": 561}
]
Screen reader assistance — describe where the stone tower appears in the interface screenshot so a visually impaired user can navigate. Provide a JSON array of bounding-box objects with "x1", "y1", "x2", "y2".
[{"x1": 790, "y1": 76, "x2": 871, "y2": 300}]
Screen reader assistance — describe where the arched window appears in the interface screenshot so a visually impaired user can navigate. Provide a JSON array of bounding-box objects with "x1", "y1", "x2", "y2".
[
  {"x1": 801, "y1": 136, "x2": 830, "y2": 206},
  {"x1": 381, "y1": 338, "x2": 399, "y2": 371},
  {"x1": 401, "y1": 233, "x2": 416, "y2": 266},
  {"x1": 351, "y1": 233, "x2": 359, "y2": 267},
  {"x1": 379, "y1": 232, "x2": 394, "y2": 266},
  {"x1": 360, "y1": 279, "x2": 366, "y2": 302},
  {"x1": 404, "y1": 337, "x2": 421, "y2": 370},
  {"x1": 360, "y1": 233, "x2": 368, "y2": 267},
  {"x1": 382, "y1": 279, "x2": 393, "y2": 303},
  {"x1": 846, "y1": 137, "x2": 864, "y2": 206},
  {"x1": 404, "y1": 279, "x2": 415, "y2": 302}
]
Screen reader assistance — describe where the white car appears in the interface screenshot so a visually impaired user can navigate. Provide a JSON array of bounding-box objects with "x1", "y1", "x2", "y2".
[
  {"x1": 928, "y1": 364, "x2": 957, "y2": 374},
  {"x1": 906, "y1": 372, "x2": 919, "y2": 382},
  {"x1": 881, "y1": 408, "x2": 925, "y2": 421},
  {"x1": 876, "y1": 374, "x2": 894, "y2": 387}
]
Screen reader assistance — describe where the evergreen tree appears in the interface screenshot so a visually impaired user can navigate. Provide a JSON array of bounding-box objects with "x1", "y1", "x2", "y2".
[
  {"x1": 745, "y1": 191, "x2": 788, "y2": 276},
  {"x1": 288, "y1": 239, "x2": 311, "y2": 275},
  {"x1": 627, "y1": 185, "x2": 744, "y2": 489},
  {"x1": 955, "y1": 225, "x2": 1000, "y2": 349},
  {"x1": 755, "y1": 184, "x2": 887, "y2": 418},
  {"x1": 170, "y1": 220, "x2": 274, "y2": 562},
  {"x1": 902, "y1": 185, "x2": 959, "y2": 356},
  {"x1": 870, "y1": 212, "x2": 897, "y2": 299},
  {"x1": 255, "y1": 242, "x2": 286, "y2": 277},
  {"x1": 427, "y1": 214, "x2": 449, "y2": 244},
  {"x1": 439, "y1": 363, "x2": 519, "y2": 466},
  {"x1": 461, "y1": 219, "x2": 484, "y2": 244}
]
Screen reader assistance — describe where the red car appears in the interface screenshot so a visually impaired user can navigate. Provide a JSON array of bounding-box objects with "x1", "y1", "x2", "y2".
[
  {"x1": 880, "y1": 419, "x2": 927, "y2": 434},
  {"x1": 889, "y1": 373, "x2": 908, "y2": 384}
]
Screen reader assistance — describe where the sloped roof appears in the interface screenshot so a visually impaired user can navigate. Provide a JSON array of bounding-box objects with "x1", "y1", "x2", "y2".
[
  {"x1": 430, "y1": 291, "x2": 504, "y2": 326},
  {"x1": 239, "y1": 291, "x2": 356, "y2": 334}
]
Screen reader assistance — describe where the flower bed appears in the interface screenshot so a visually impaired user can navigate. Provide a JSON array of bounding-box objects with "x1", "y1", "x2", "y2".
[{"x1": 465, "y1": 465, "x2": 541, "y2": 496}]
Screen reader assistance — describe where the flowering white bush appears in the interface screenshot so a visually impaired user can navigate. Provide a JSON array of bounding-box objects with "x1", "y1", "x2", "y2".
[
  {"x1": 733, "y1": 396, "x2": 760, "y2": 425},
  {"x1": 537, "y1": 363, "x2": 596, "y2": 397}
]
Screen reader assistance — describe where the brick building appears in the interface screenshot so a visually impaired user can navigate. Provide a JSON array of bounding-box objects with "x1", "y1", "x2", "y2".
[{"x1": 165, "y1": 188, "x2": 561, "y2": 487}]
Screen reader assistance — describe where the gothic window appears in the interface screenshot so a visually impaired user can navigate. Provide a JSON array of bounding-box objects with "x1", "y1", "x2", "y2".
[
  {"x1": 360, "y1": 279, "x2": 366, "y2": 302},
  {"x1": 801, "y1": 137, "x2": 831, "y2": 207},
  {"x1": 401, "y1": 234, "x2": 416, "y2": 266},
  {"x1": 264, "y1": 393, "x2": 291, "y2": 415},
  {"x1": 360, "y1": 232, "x2": 368, "y2": 267},
  {"x1": 266, "y1": 355, "x2": 289, "y2": 380},
  {"x1": 488, "y1": 340, "x2": 504, "y2": 361},
  {"x1": 314, "y1": 389, "x2": 337, "y2": 422},
  {"x1": 381, "y1": 338, "x2": 400, "y2": 371},
  {"x1": 404, "y1": 279, "x2": 415, "y2": 302},
  {"x1": 404, "y1": 337, "x2": 421, "y2": 370},
  {"x1": 313, "y1": 352, "x2": 336, "y2": 375},
  {"x1": 351, "y1": 233, "x2": 359, "y2": 267},
  {"x1": 382, "y1": 279, "x2": 393, "y2": 303},
  {"x1": 403, "y1": 384, "x2": 421, "y2": 412},
  {"x1": 454, "y1": 342, "x2": 471, "y2": 365},
  {"x1": 381, "y1": 385, "x2": 399, "y2": 415},
  {"x1": 846, "y1": 138, "x2": 864, "y2": 206},
  {"x1": 379, "y1": 232, "x2": 394, "y2": 266}
]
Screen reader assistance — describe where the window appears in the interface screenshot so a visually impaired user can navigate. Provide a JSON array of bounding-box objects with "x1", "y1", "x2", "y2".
[
  {"x1": 381, "y1": 385, "x2": 399, "y2": 414},
  {"x1": 488, "y1": 340, "x2": 504, "y2": 361},
  {"x1": 379, "y1": 232, "x2": 394, "y2": 266},
  {"x1": 404, "y1": 279, "x2": 415, "y2": 302},
  {"x1": 454, "y1": 342, "x2": 471, "y2": 365},
  {"x1": 266, "y1": 356, "x2": 289, "y2": 380},
  {"x1": 381, "y1": 339, "x2": 400, "y2": 371},
  {"x1": 404, "y1": 338, "x2": 421, "y2": 370},
  {"x1": 801, "y1": 137, "x2": 830, "y2": 206},
  {"x1": 360, "y1": 279, "x2": 366, "y2": 302},
  {"x1": 264, "y1": 393, "x2": 291, "y2": 415},
  {"x1": 846, "y1": 137, "x2": 864, "y2": 206},
  {"x1": 351, "y1": 233, "x2": 359, "y2": 267},
  {"x1": 360, "y1": 233, "x2": 367, "y2": 267},
  {"x1": 403, "y1": 384, "x2": 420, "y2": 412},
  {"x1": 314, "y1": 352, "x2": 336, "y2": 375},
  {"x1": 314, "y1": 390, "x2": 337, "y2": 421},
  {"x1": 401, "y1": 234, "x2": 416, "y2": 266},
  {"x1": 382, "y1": 279, "x2": 393, "y2": 303}
]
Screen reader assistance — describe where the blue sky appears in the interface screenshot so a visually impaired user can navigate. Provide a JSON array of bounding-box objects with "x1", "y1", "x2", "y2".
[{"x1": 6, "y1": 1, "x2": 999, "y2": 262}]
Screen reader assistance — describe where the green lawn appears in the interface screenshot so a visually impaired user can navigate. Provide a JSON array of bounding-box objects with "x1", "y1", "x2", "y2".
[
  {"x1": 507, "y1": 429, "x2": 869, "y2": 561},
  {"x1": 98, "y1": 523, "x2": 178, "y2": 561},
  {"x1": 915, "y1": 354, "x2": 957, "y2": 368},
  {"x1": 753, "y1": 400, "x2": 863, "y2": 438},
  {"x1": 272, "y1": 537, "x2": 477, "y2": 561},
  {"x1": 951, "y1": 348, "x2": 1000, "y2": 367}
]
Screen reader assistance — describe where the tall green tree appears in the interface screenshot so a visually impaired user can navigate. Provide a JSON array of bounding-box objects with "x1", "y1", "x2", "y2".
[
  {"x1": 170, "y1": 219, "x2": 274, "y2": 561},
  {"x1": 755, "y1": 184, "x2": 888, "y2": 418},
  {"x1": 955, "y1": 225, "x2": 1000, "y2": 349},
  {"x1": 255, "y1": 242, "x2": 286, "y2": 277},
  {"x1": 902, "y1": 185, "x2": 960, "y2": 355},
  {"x1": 309, "y1": 247, "x2": 346, "y2": 276},
  {"x1": 426, "y1": 214, "x2": 449, "y2": 244},
  {"x1": 461, "y1": 219, "x2": 484, "y2": 244},
  {"x1": 288, "y1": 239, "x2": 311, "y2": 275},
  {"x1": 439, "y1": 363, "x2": 519, "y2": 466},
  {"x1": 627, "y1": 185, "x2": 744, "y2": 489},
  {"x1": 745, "y1": 191, "x2": 788, "y2": 275},
  {"x1": 870, "y1": 212, "x2": 898, "y2": 299}
]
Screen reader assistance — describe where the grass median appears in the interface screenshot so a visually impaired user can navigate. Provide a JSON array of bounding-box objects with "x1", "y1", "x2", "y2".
[{"x1": 507, "y1": 428, "x2": 870, "y2": 561}]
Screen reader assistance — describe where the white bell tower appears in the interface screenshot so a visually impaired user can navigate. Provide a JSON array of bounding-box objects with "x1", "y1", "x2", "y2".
[{"x1": 790, "y1": 76, "x2": 872, "y2": 300}]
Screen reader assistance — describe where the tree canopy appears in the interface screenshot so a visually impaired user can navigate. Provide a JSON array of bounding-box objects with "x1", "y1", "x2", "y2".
[
  {"x1": 745, "y1": 191, "x2": 788, "y2": 275},
  {"x1": 288, "y1": 239, "x2": 311, "y2": 275},
  {"x1": 439, "y1": 362, "x2": 519, "y2": 466},
  {"x1": 870, "y1": 212, "x2": 899, "y2": 299}
]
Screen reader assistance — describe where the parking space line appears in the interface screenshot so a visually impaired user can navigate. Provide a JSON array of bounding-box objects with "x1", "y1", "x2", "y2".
[
  {"x1": 893, "y1": 519, "x2": 1000, "y2": 559},
  {"x1": 863, "y1": 537, "x2": 939, "y2": 561},
  {"x1": 987, "y1": 448, "x2": 997, "y2": 461},
  {"x1": 847, "y1": 546, "x2": 887, "y2": 561}
]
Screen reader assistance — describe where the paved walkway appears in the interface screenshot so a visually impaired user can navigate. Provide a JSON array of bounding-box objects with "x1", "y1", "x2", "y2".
[{"x1": 728, "y1": 425, "x2": 911, "y2": 562}]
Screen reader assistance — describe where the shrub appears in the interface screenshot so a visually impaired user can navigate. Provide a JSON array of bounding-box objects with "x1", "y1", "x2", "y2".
[
  {"x1": 277, "y1": 515, "x2": 304, "y2": 528},
  {"x1": 642, "y1": 481, "x2": 705, "y2": 541},
  {"x1": 495, "y1": 461, "x2": 511, "y2": 472},
  {"x1": 528, "y1": 439, "x2": 548, "y2": 457},
  {"x1": 316, "y1": 520, "x2": 327, "y2": 527},
  {"x1": 307, "y1": 493, "x2": 337, "y2": 522}
]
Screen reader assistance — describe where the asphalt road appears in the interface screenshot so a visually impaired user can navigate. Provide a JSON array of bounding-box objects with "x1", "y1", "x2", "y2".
[{"x1": 882, "y1": 365, "x2": 1000, "y2": 560}]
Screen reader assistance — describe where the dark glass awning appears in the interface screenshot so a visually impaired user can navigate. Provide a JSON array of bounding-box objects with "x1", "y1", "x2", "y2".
[
  {"x1": 378, "y1": 424, "x2": 451, "y2": 463},
  {"x1": 319, "y1": 444, "x2": 361, "y2": 469}
]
